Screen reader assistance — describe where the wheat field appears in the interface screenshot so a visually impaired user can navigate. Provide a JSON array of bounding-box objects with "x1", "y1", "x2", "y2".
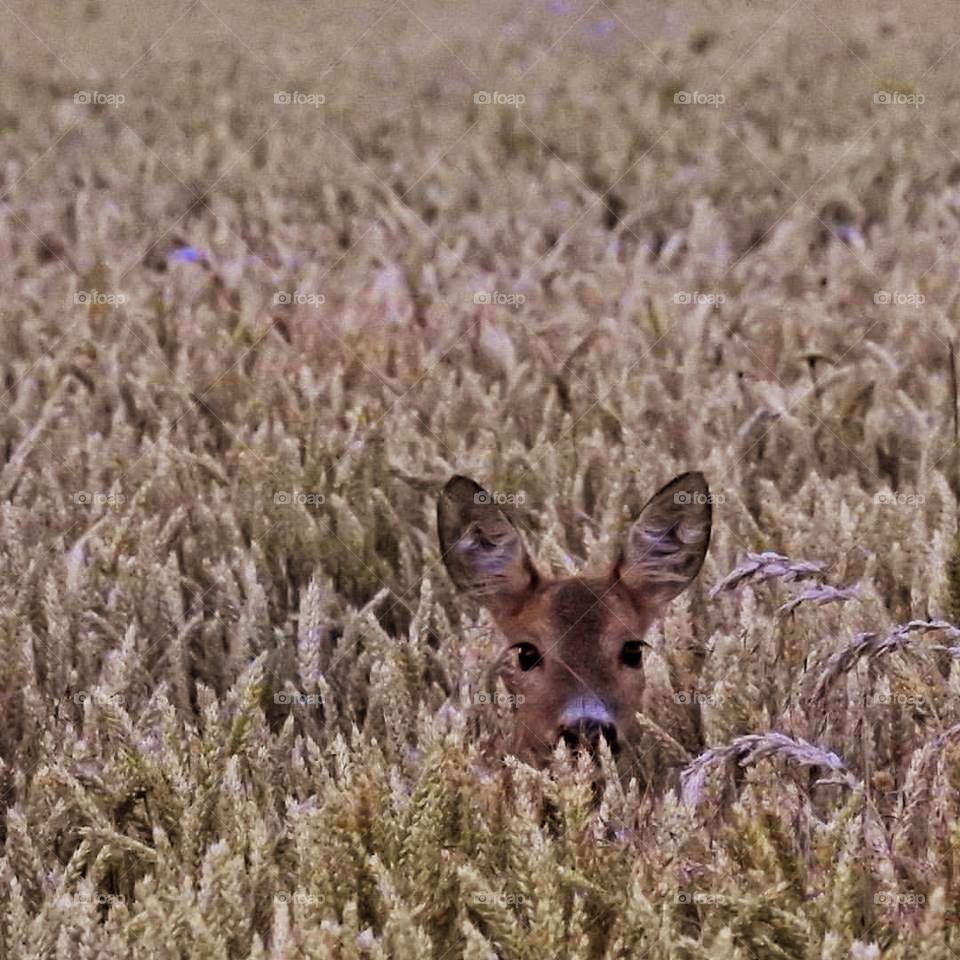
[{"x1": 2, "y1": 0, "x2": 960, "y2": 957}]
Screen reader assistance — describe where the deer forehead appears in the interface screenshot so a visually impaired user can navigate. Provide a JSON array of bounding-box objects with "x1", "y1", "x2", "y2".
[{"x1": 502, "y1": 577, "x2": 651, "y2": 652}]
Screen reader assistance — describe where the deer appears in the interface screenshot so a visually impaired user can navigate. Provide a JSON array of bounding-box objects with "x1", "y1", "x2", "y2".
[{"x1": 437, "y1": 472, "x2": 711, "y2": 769}]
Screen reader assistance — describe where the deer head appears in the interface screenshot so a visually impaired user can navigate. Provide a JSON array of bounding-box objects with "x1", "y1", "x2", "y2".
[{"x1": 437, "y1": 473, "x2": 711, "y2": 766}]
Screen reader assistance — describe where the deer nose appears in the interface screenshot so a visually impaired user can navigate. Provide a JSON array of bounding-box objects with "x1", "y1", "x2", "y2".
[{"x1": 559, "y1": 697, "x2": 619, "y2": 754}]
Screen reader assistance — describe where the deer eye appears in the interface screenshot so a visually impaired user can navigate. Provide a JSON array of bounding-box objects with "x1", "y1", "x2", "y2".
[
  {"x1": 620, "y1": 640, "x2": 645, "y2": 669},
  {"x1": 513, "y1": 643, "x2": 543, "y2": 671}
]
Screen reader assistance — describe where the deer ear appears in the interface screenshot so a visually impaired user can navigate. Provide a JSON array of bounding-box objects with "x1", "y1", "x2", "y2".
[
  {"x1": 615, "y1": 472, "x2": 711, "y2": 608},
  {"x1": 437, "y1": 476, "x2": 538, "y2": 607}
]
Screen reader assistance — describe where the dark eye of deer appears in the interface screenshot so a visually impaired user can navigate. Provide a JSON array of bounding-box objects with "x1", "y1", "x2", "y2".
[
  {"x1": 620, "y1": 641, "x2": 645, "y2": 669},
  {"x1": 514, "y1": 643, "x2": 543, "y2": 671}
]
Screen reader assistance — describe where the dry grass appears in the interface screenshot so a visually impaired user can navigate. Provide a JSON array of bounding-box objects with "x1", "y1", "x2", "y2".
[{"x1": 2, "y1": 0, "x2": 960, "y2": 956}]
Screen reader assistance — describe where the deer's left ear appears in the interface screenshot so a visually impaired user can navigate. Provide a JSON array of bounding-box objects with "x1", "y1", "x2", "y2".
[
  {"x1": 437, "y1": 475, "x2": 539, "y2": 608},
  {"x1": 615, "y1": 472, "x2": 711, "y2": 609}
]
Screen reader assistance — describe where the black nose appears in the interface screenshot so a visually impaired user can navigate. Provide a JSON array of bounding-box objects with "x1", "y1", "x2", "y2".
[{"x1": 560, "y1": 718, "x2": 619, "y2": 754}]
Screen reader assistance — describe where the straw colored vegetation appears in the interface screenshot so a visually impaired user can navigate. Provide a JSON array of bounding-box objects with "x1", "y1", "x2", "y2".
[{"x1": 2, "y1": 0, "x2": 960, "y2": 956}]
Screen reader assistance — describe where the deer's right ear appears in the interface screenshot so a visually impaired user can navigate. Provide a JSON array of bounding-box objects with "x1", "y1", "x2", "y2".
[
  {"x1": 614, "y1": 471, "x2": 711, "y2": 610},
  {"x1": 437, "y1": 476, "x2": 538, "y2": 607}
]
